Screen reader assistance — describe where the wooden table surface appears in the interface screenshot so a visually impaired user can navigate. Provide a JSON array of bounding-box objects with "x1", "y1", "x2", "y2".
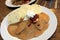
[{"x1": 0, "y1": 0, "x2": 60, "y2": 40}]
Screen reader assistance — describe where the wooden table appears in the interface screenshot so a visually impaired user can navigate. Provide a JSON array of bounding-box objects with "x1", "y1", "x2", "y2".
[{"x1": 0, "y1": 0, "x2": 60, "y2": 40}]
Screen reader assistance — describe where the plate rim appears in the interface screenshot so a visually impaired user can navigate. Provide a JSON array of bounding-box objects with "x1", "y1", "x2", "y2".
[{"x1": 5, "y1": 0, "x2": 36, "y2": 7}]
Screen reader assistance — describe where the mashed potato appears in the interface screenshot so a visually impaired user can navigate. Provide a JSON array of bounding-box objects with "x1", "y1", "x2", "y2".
[{"x1": 8, "y1": 4, "x2": 41, "y2": 24}]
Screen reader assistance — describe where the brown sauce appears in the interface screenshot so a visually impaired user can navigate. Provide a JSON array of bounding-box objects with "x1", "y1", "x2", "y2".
[
  {"x1": 12, "y1": 0, "x2": 31, "y2": 5},
  {"x1": 8, "y1": 13, "x2": 49, "y2": 40}
]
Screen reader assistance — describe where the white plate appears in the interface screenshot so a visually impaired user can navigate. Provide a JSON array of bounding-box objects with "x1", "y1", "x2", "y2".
[
  {"x1": 1, "y1": 6, "x2": 57, "y2": 40},
  {"x1": 5, "y1": 0, "x2": 36, "y2": 7}
]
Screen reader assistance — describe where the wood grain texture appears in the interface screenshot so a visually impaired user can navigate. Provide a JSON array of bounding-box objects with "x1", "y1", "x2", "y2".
[{"x1": 0, "y1": 0, "x2": 60, "y2": 40}]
